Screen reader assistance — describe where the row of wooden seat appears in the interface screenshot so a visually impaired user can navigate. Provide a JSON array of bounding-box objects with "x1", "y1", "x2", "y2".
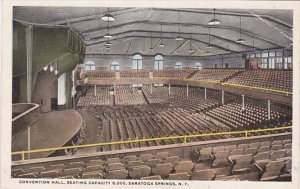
[
  {"x1": 115, "y1": 87, "x2": 146, "y2": 105},
  {"x1": 194, "y1": 138, "x2": 292, "y2": 181},
  {"x1": 153, "y1": 69, "x2": 196, "y2": 78},
  {"x1": 226, "y1": 70, "x2": 292, "y2": 92},
  {"x1": 120, "y1": 70, "x2": 149, "y2": 78},
  {"x1": 79, "y1": 69, "x2": 292, "y2": 93},
  {"x1": 84, "y1": 105, "x2": 233, "y2": 152},
  {"x1": 85, "y1": 102, "x2": 291, "y2": 153},
  {"x1": 191, "y1": 69, "x2": 243, "y2": 82},
  {"x1": 205, "y1": 101, "x2": 292, "y2": 130},
  {"x1": 81, "y1": 70, "x2": 115, "y2": 79},
  {"x1": 77, "y1": 87, "x2": 110, "y2": 106},
  {"x1": 12, "y1": 138, "x2": 292, "y2": 181},
  {"x1": 141, "y1": 86, "x2": 222, "y2": 108}
]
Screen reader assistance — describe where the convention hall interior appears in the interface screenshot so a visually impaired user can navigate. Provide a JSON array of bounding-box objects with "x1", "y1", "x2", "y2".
[{"x1": 11, "y1": 7, "x2": 293, "y2": 181}]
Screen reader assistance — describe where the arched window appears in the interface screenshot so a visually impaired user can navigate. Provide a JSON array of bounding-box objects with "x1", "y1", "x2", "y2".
[
  {"x1": 194, "y1": 62, "x2": 202, "y2": 69},
  {"x1": 110, "y1": 61, "x2": 120, "y2": 70},
  {"x1": 175, "y1": 62, "x2": 183, "y2": 69},
  {"x1": 133, "y1": 54, "x2": 142, "y2": 70},
  {"x1": 154, "y1": 55, "x2": 164, "y2": 70},
  {"x1": 84, "y1": 61, "x2": 95, "y2": 70}
]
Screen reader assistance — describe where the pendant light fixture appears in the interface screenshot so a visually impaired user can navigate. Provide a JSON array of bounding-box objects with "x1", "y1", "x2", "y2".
[
  {"x1": 176, "y1": 12, "x2": 184, "y2": 41},
  {"x1": 226, "y1": 44, "x2": 230, "y2": 53},
  {"x1": 104, "y1": 21, "x2": 112, "y2": 39},
  {"x1": 50, "y1": 65, "x2": 55, "y2": 72},
  {"x1": 208, "y1": 9, "x2": 221, "y2": 26},
  {"x1": 101, "y1": 7, "x2": 115, "y2": 22},
  {"x1": 175, "y1": 40, "x2": 179, "y2": 53},
  {"x1": 150, "y1": 32, "x2": 154, "y2": 50},
  {"x1": 188, "y1": 34, "x2": 194, "y2": 53},
  {"x1": 236, "y1": 16, "x2": 245, "y2": 43},
  {"x1": 43, "y1": 65, "x2": 48, "y2": 71},
  {"x1": 54, "y1": 61, "x2": 58, "y2": 75},
  {"x1": 206, "y1": 27, "x2": 213, "y2": 48},
  {"x1": 105, "y1": 40, "x2": 112, "y2": 47},
  {"x1": 252, "y1": 36, "x2": 256, "y2": 50},
  {"x1": 159, "y1": 24, "x2": 165, "y2": 47}
]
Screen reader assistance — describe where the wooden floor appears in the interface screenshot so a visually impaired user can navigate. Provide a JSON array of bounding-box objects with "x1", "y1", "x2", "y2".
[{"x1": 76, "y1": 110, "x2": 100, "y2": 154}]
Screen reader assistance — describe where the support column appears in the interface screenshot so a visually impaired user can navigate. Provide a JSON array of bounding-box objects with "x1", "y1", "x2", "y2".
[
  {"x1": 26, "y1": 26, "x2": 33, "y2": 103},
  {"x1": 94, "y1": 85, "x2": 96, "y2": 97},
  {"x1": 27, "y1": 127, "x2": 31, "y2": 159},
  {"x1": 72, "y1": 69, "x2": 76, "y2": 110},
  {"x1": 150, "y1": 84, "x2": 153, "y2": 94},
  {"x1": 168, "y1": 84, "x2": 171, "y2": 95},
  {"x1": 114, "y1": 84, "x2": 116, "y2": 97},
  {"x1": 186, "y1": 85, "x2": 189, "y2": 97},
  {"x1": 222, "y1": 90, "x2": 224, "y2": 105},
  {"x1": 267, "y1": 100, "x2": 271, "y2": 120},
  {"x1": 242, "y1": 95, "x2": 245, "y2": 110},
  {"x1": 204, "y1": 87, "x2": 207, "y2": 101}
]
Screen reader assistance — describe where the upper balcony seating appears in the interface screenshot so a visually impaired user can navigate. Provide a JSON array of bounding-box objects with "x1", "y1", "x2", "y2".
[
  {"x1": 191, "y1": 69, "x2": 244, "y2": 82},
  {"x1": 226, "y1": 70, "x2": 292, "y2": 92},
  {"x1": 120, "y1": 70, "x2": 149, "y2": 78},
  {"x1": 152, "y1": 68, "x2": 197, "y2": 79},
  {"x1": 81, "y1": 70, "x2": 115, "y2": 80}
]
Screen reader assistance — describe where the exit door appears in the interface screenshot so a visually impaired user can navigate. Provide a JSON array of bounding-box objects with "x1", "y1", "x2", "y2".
[{"x1": 51, "y1": 98, "x2": 58, "y2": 111}]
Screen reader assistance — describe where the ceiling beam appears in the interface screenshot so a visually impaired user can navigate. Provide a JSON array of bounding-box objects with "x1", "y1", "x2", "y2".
[
  {"x1": 148, "y1": 39, "x2": 162, "y2": 55},
  {"x1": 87, "y1": 35, "x2": 238, "y2": 53},
  {"x1": 81, "y1": 20, "x2": 287, "y2": 47},
  {"x1": 87, "y1": 30, "x2": 262, "y2": 50},
  {"x1": 126, "y1": 39, "x2": 133, "y2": 54},
  {"x1": 171, "y1": 40, "x2": 189, "y2": 55},
  {"x1": 191, "y1": 41, "x2": 209, "y2": 56},
  {"x1": 152, "y1": 8, "x2": 292, "y2": 28},
  {"x1": 81, "y1": 20, "x2": 241, "y2": 34},
  {"x1": 45, "y1": 8, "x2": 136, "y2": 25},
  {"x1": 46, "y1": 8, "x2": 291, "y2": 29}
]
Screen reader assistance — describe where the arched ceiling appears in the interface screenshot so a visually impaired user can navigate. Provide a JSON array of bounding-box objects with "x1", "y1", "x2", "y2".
[{"x1": 13, "y1": 7, "x2": 293, "y2": 56}]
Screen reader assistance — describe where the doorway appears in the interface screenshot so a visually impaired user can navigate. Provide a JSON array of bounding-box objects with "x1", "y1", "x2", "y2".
[{"x1": 51, "y1": 98, "x2": 58, "y2": 111}]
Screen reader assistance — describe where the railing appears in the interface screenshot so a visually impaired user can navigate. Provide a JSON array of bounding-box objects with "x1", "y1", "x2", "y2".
[
  {"x1": 221, "y1": 83, "x2": 292, "y2": 96},
  {"x1": 12, "y1": 103, "x2": 40, "y2": 138},
  {"x1": 12, "y1": 125, "x2": 292, "y2": 162},
  {"x1": 78, "y1": 76, "x2": 292, "y2": 96}
]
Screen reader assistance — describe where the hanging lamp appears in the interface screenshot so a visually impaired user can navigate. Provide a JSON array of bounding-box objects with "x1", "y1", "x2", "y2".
[
  {"x1": 208, "y1": 9, "x2": 222, "y2": 26},
  {"x1": 175, "y1": 40, "x2": 179, "y2": 53},
  {"x1": 176, "y1": 12, "x2": 184, "y2": 41},
  {"x1": 101, "y1": 7, "x2": 115, "y2": 22},
  {"x1": 236, "y1": 16, "x2": 245, "y2": 43},
  {"x1": 43, "y1": 65, "x2": 48, "y2": 71},
  {"x1": 159, "y1": 24, "x2": 165, "y2": 47},
  {"x1": 252, "y1": 36, "x2": 256, "y2": 50},
  {"x1": 150, "y1": 32, "x2": 154, "y2": 50},
  {"x1": 104, "y1": 22, "x2": 112, "y2": 39},
  {"x1": 188, "y1": 34, "x2": 193, "y2": 53},
  {"x1": 206, "y1": 27, "x2": 213, "y2": 48}
]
